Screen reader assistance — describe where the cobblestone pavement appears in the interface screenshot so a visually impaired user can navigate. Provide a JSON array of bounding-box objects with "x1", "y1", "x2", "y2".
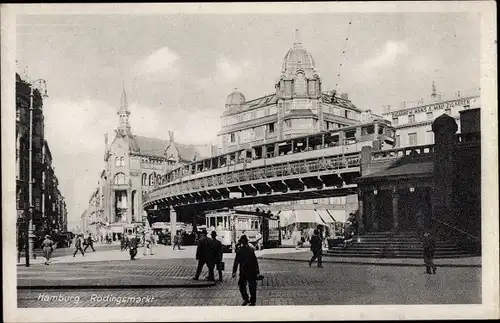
[{"x1": 17, "y1": 258, "x2": 481, "y2": 307}]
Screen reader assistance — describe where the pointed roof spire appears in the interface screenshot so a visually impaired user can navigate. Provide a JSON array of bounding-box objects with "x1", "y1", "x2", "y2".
[
  {"x1": 294, "y1": 29, "x2": 302, "y2": 48},
  {"x1": 119, "y1": 81, "x2": 129, "y2": 114}
]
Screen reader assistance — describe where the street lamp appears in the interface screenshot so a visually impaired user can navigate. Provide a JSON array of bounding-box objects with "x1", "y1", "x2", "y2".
[{"x1": 26, "y1": 78, "x2": 48, "y2": 267}]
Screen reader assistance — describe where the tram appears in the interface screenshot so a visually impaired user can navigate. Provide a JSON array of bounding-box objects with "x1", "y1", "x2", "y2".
[
  {"x1": 205, "y1": 209, "x2": 281, "y2": 252},
  {"x1": 160, "y1": 119, "x2": 395, "y2": 186}
]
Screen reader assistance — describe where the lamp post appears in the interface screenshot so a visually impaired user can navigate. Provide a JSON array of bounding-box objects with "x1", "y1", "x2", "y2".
[{"x1": 26, "y1": 78, "x2": 48, "y2": 267}]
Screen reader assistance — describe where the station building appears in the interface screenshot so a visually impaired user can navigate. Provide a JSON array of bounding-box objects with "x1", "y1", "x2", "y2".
[{"x1": 356, "y1": 108, "x2": 481, "y2": 251}]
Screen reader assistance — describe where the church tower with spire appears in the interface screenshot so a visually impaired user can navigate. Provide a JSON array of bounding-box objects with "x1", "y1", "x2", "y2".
[{"x1": 117, "y1": 83, "x2": 132, "y2": 136}]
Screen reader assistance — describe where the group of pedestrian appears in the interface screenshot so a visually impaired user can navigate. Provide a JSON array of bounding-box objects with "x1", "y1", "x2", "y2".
[
  {"x1": 73, "y1": 233, "x2": 96, "y2": 258},
  {"x1": 193, "y1": 230, "x2": 223, "y2": 282},
  {"x1": 193, "y1": 229, "x2": 262, "y2": 306}
]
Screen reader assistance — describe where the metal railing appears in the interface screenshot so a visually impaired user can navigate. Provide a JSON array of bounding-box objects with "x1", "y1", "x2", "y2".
[
  {"x1": 432, "y1": 217, "x2": 480, "y2": 241},
  {"x1": 371, "y1": 144, "x2": 435, "y2": 161},
  {"x1": 144, "y1": 153, "x2": 361, "y2": 203}
]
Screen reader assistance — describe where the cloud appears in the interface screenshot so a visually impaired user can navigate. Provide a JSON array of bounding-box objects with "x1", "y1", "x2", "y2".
[
  {"x1": 215, "y1": 56, "x2": 252, "y2": 83},
  {"x1": 43, "y1": 98, "x2": 118, "y2": 228},
  {"x1": 133, "y1": 47, "x2": 180, "y2": 80},
  {"x1": 364, "y1": 40, "x2": 409, "y2": 69}
]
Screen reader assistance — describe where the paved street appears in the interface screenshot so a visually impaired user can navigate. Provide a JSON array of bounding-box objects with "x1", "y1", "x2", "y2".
[
  {"x1": 17, "y1": 243, "x2": 120, "y2": 264},
  {"x1": 17, "y1": 252, "x2": 481, "y2": 307}
]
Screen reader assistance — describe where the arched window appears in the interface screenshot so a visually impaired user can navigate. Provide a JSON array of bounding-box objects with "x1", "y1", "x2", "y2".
[
  {"x1": 148, "y1": 174, "x2": 153, "y2": 186},
  {"x1": 113, "y1": 173, "x2": 127, "y2": 185},
  {"x1": 157, "y1": 175, "x2": 161, "y2": 185},
  {"x1": 294, "y1": 73, "x2": 306, "y2": 95},
  {"x1": 141, "y1": 173, "x2": 147, "y2": 186},
  {"x1": 120, "y1": 157, "x2": 125, "y2": 166},
  {"x1": 115, "y1": 157, "x2": 120, "y2": 167}
]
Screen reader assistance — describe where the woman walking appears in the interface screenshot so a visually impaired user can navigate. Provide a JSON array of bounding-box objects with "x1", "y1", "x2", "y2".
[{"x1": 42, "y1": 234, "x2": 54, "y2": 265}]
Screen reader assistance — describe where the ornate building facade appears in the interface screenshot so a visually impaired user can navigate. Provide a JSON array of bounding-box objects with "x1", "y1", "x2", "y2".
[
  {"x1": 217, "y1": 30, "x2": 365, "y2": 155},
  {"x1": 217, "y1": 31, "x2": 375, "y2": 230},
  {"x1": 86, "y1": 87, "x2": 216, "y2": 238}
]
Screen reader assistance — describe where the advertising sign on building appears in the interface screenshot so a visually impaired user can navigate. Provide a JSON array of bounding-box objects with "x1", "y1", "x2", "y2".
[{"x1": 390, "y1": 98, "x2": 471, "y2": 118}]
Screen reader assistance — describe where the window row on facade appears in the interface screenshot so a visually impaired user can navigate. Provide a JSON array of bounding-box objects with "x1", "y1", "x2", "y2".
[
  {"x1": 273, "y1": 197, "x2": 349, "y2": 205},
  {"x1": 392, "y1": 108, "x2": 453, "y2": 126},
  {"x1": 394, "y1": 130, "x2": 435, "y2": 147},
  {"x1": 222, "y1": 100, "x2": 361, "y2": 127},
  {"x1": 141, "y1": 173, "x2": 162, "y2": 186}
]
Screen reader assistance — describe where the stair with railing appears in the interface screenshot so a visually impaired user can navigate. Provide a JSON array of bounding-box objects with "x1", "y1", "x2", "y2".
[{"x1": 326, "y1": 230, "x2": 478, "y2": 258}]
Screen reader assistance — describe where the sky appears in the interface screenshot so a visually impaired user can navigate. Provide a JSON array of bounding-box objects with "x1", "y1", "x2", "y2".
[{"x1": 16, "y1": 12, "x2": 480, "y2": 230}]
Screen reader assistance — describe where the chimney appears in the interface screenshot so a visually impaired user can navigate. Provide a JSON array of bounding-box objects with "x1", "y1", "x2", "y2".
[
  {"x1": 340, "y1": 92, "x2": 348, "y2": 100},
  {"x1": 457, "y1": 90, "x2": 461, "y2": 98}
]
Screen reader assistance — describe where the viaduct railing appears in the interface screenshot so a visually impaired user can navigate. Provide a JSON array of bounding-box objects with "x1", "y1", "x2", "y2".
[{"x1": 144, "y1": 153, "x2": 362, "y2": 204}]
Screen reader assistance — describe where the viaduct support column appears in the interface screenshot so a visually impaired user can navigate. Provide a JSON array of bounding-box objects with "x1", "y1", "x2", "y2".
[
  {"x1": 392, "y1": 187, "x2": 399, "y2": 233},
  {"x1": 170, "y1": 208, "x2": 177, "y2": 246}
]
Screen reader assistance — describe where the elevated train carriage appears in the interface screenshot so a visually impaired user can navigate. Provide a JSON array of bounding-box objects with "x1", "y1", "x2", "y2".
[
  {"x1": 157, "y1": 119, "x2": 395, "y2": 186},
  {"x1": 205, "y1": 209, "x2": 281, "y2": 252}
]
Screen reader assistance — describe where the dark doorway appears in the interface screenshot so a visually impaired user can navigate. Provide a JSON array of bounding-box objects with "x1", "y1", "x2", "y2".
[
  {"x1": 375, "y1": 190, "x2": 393, "y2": 232},
  {"x1": 398, "y1": 187, "x2": 431, "y2": 232}
]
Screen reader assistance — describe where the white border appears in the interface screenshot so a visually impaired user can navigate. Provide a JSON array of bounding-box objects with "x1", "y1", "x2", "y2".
[{"x1": 2, "y1": 2, "x2": 498, "y2": 322}]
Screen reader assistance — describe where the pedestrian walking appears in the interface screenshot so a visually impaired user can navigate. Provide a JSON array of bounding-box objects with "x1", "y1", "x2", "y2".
[
  {"x1": 308, "y1": 229, "x2": 323, "y2": 268},
  {"x1": 423, "y1": 232, "x2": 437, "y2": 274},
  {"x1": 42, "y1": 234, "x2": 54, "y2": 265},
  {"x1": 255, "y1": 231, "x2": 263, "y2": 251},
  {"x1": 84, "y1": 233, "x2": 96, "y2": 252},
  {"x1": 143, "y1": 230, "x2": 152, "y2": 256},
  {"x1": 173, "y1": 231, "x2": 182, "y2": 250},
  {"x1": 211, "y1": 231, "x2": 224, "y2": 282},
  {"x1": 151, "y1": 231, "x2": 157, "y2": 255},
  {"x1": 232, "y1": 235, "x2": 260, "y2": 306},
  {"x1": 193, "y1": 230, "x2": 215, "y2": 281},
  {"x1": 129, "y1": 234, "x2": 139, "y2": 260},
  {"x1": 121, "y1": 232, "x2": 130, "y2": 252},
  {"x1": 73, "y1": 234, "x2": 85, "y2": 257},
  {"x1": 291, "y1": 228, "x2": 301, "y2": 249}
]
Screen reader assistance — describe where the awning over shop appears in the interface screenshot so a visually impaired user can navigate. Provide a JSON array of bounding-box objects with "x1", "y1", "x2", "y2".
[
  {"x1": 315, "y1": 209, "x2": 337, "y2": 224},
  {"x1": 325, "y1": 209, "x2": 349, "y2": 223},
  {"x1": 288, "y1": 209, "x2": 326, "y2": 226}
]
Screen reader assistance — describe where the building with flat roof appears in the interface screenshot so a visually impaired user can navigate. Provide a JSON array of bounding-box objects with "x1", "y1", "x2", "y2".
[{"x1": 382, "y1": 83, "x2": 480, "y2": 147}]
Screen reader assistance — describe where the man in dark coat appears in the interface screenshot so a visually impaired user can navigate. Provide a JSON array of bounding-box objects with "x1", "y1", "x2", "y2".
[
  {"x1": 193, "y1": 230, "x2": 216, "y2": 281},
  {"x1": 211, "y1": 231, "x2": 224, "y2": 282},
  {"x1": 423, "y1": 232, "x2": 437, "y2": 274},
  {"x1": 308, "y1": 229, "x2": 323, "y2": 268},
  {"x1": 73, "y1": 234, "x2": 85, "y2": 257},
  {"x1": 129, "y1": 234, "x2": 139, "y2": 260},
  {"x1": 84, "y1": 233, "x2": 96, "y2": 252},
  {"x1": 232, "y1": 235, "x2": 260, "y2": 306}
]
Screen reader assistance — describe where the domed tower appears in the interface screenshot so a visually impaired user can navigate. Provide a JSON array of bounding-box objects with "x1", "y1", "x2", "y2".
[
  {"x1": 223, "y1": 88, "x2": 246, "y2": 115},
  {"x1": 276, "y1": 29, "x2": 322, "y2": 99},
  {"x1": 275, "y1": 30, "x2": 323, "y2": 139}
]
